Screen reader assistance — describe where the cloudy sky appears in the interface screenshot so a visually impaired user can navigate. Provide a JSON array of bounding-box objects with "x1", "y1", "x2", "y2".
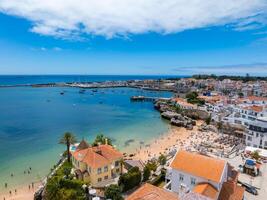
[{"x1": 0, "y1": 0, "x2": 267, "y2": 75}]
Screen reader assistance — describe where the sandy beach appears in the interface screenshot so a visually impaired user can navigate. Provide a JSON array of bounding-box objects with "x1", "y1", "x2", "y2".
[
  {"x1": 132, "y1": 120, "x2": 206, "y2": 162},
  {"x1": 0, "y1": 182, "x2": 41, "y2": 200}
]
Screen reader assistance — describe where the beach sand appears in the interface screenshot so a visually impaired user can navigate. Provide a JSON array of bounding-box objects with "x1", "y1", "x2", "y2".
[
  {"x1": 132, "y1": 120, "x2": 205, "y2": 162},
  {"x1": 0, "y1": 182, "x2": 41, "y2": 200}
]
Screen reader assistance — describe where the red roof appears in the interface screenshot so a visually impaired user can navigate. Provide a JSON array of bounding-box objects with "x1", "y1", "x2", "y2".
[
  {"x1": 126, "y1": 183, "x2": 178, "y2": 200},
  {"x1": 72, "y1": 144, "x2": 123, "y2": 168}
]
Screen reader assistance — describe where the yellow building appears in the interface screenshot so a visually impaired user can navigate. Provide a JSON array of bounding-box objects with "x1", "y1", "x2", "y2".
[{"x1": 71, "y1": 141, "x2": 123, "y2": 187}]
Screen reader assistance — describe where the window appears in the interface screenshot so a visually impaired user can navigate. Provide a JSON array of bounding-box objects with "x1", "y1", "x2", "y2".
[
  {"x1": 179, "y1": 174, "x2": 184, "y2": 181},
  {"x1": 97, "y1": 168, "x2": 102, "y2": 174},
  {"x1": 115, "y1": 161, "x2": 119, "y2": 167},
  {"x1": 104, "y1": 166, "x2": 108, "y2": 172},
  {"x1": 104, "y1": 175, "x2": 108, "y2": 180},
  {"x1": 191, "y1": 177, "x2": 196, "y2": 185},
  {"x1": 97, "y1": 178, "x2": 102, "y2": 182},
  {"x1": 247, "y1": 136, "x2": 252, "y2": 141}
]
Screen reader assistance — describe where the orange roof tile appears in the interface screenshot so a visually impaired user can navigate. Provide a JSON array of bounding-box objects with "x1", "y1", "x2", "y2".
[
  {"x1": 172, "y1": 98, "x2": 196, "y2": 108},
  {"x1": 193, "y1": 183, "x2": 218, "y2": 199},
  {"x1": 170, "y1": 150, "x2": 226, "y2": 183},
  {"x1": 218, "y1": 181, "x2": 245, "y2": 200},
  {"x1": 243, "y1": 105, "x2": 263, "y2": 113},
  {"x1": 126, "y1": 183, "x2": 178, "y2": 200},
  {"x1": 72, "y1": 144, "x2": 123, "y2": 168}
]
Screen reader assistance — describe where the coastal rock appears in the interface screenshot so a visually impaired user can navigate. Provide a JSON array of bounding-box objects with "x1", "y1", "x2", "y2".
[{"x1": 161, "y1": 111, "x2": 180, "y2": 120}]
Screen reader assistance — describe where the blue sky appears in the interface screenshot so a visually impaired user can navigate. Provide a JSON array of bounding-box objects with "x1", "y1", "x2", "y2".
[{"x1": 0, "y1": 0, "x2": 267, "y2": 75}]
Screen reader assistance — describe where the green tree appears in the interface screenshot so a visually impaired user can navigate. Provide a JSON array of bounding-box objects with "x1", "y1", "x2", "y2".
[
  {"x1": 59, "y1": 132, "x2": 77, "y2": 163},
  {"x1": 118, "y1": 167, "x2": 141, "y2": 192},
  {"x1": 251, "y1": 151, "x2": 260, "y2": 161},
  {"x1": 146, "y1": 160, "x2": 157, "y2": 172},
  {"x1": 158, "y1": 154, "x2": 167, "y2": 166},
  {"x1": 63, "y1": 166, "x2": 72, "y2": 179},
  {"x1": 92, "y1": 134, "x2": 112, "y2": 146},
  {"x1": 104, "y1": 184, "x2": 123, "y2": 200},
  {"x1": 186, "y1": 91, "x2": 198, "y2": 100},
  {"x1": 143, "y1": 166, "x2": 151, "y2": 182}
]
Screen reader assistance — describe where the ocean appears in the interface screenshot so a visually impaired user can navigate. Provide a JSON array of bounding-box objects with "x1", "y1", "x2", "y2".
[{"x1": 0, "y1": 75, "x2": 178, "y2": 191}]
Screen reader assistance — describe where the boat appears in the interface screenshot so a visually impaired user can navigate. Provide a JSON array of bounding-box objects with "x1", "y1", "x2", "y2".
[{"x1": 60, "y1": 92, "x2": 64, "y2": 95}]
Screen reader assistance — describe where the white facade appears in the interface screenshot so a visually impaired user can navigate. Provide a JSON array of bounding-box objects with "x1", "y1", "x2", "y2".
[
  {"x1": 165, "y1": 154, "x2": 228, "y2": 199},
  {"x1": 246, "y1": 117, "x2": 267, "y2": 149}
]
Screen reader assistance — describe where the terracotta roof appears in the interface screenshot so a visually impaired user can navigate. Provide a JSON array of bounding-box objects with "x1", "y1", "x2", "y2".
[
  {"x1": 247, "y1": 96, "x2": 267, "y2": 101},
  {"x1": 181, "y1": 192, "x2": 212, "y2": 200},
  {"x1": 243, "y1": 105, "x2": 263, "y2": 113},
  {"x1": 126, "y1": 183, "x2": 178, "y2": 200},
  {"x1": 193, "y1": 183, "x2": 218, "y2": 199},
  {"x1": 218, "y1": 181, "x2": 244, "y2": 200},
  {"x1": 72, "y1": 144, "x2": 123, "y2": 168},
  {"x1": 172, "y1": 98, "x2": 196, "y2": 108},
  {"x1": 170, "y1": 150, "x2": 226, "y2": 183}
]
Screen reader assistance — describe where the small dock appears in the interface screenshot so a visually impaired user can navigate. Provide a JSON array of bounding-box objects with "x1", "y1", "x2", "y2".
[{"x1": 130, "y1": 96, "x2": 170, "y2": 102}]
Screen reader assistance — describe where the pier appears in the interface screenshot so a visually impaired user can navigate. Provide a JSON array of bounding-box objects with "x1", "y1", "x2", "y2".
[{"x1": 130, "y1": 96, "x2": 170, "y2": 102}]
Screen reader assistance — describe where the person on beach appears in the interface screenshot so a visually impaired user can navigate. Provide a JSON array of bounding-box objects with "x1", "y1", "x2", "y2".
[
  {"x1": 11, "y1": 173, "x2": 13, "y2": 177},
  {"x1": 15, "y1": 189, "x2": 17, "y2": 194},
  {"x1": 28, "y1": 185, "x2": 31, "y2": 190},
  {"x1": 4, "y1": 183, "x2": 7, "y2": 188},
  {"x1": 9, "y1": 191, "x2": 11, "y2": 196},
  {"x1": 32, "y1": 182, "x2": 34, "y2": 189}
]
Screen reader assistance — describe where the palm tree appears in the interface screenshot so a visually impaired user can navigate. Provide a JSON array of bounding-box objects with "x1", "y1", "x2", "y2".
[{"x1": 59, "y1": 132, "x2": 77, "y2": 163}]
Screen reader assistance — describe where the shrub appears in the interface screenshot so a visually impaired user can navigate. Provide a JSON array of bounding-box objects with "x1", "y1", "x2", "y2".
[
  {"x1": 143, "y1": 166, "x2": 151, "y2": 182},
  {"x1": 104, "y1": 184, "x2": 123, "y2": 200},
  {"x1": 118, "y1": 167, "x2": 141, "y2": 192},
  {"x1": 92, "y1": 134, "x2": 112, "y2": 146},
  {"x1": 158, "y1": 154, "x2": 167, "y2": 166},
  {"x1": 44, "y1": 161, "x2": 86, "y2": 200},
  {"x1": 146, "y1": 161, "x2": 157, "y2": 172},
  {"x1": 251, "y1": 151, "x2": 260, "y2": 161}
]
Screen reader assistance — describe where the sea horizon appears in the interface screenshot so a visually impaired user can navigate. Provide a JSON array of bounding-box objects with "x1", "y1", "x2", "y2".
[{"x1": 0, "y1": 74, "x2": 189, "y2": 86}]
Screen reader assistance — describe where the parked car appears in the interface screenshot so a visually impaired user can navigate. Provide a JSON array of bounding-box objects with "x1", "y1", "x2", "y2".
[{"x1": 240, "y1": 182, "x2": 258, "y2": 195}]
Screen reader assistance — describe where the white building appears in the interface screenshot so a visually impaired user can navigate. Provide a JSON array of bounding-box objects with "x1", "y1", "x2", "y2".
[
  {"x1": 165, "y1": 150, "x2": 245, "y2": 200},
  {"x1": 246, "y1": 117, "x2": 267, "y2": 149},
  {"x1": 165, "y1": 150, "x2": 228, "y2": 199}
]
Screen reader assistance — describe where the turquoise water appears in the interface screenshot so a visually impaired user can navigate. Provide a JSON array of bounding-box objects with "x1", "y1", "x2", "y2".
[{"x1": 0, "y1": 86, "x2": 172, "y2": 190}]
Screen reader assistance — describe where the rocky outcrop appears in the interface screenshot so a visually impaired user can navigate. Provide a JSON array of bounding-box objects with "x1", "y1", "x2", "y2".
[
  {"x1": 161, "y1": 111, "x2": 181, "y2": 120},
  {"x1": 168, "y1": 113, "x2": 196, "y2": 129},
  {"x1": 198, "y1": 123, "x2": 218, "y2": 132}
]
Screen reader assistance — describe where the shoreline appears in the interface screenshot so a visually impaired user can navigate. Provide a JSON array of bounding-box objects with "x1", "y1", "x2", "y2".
[
  {"x1": 131, "y1": 120, "x2": 204, "y2": 162},
  {"x1": 0, "y1": 120, "x2": 222, "y2": 200},
  {"x1": 0, "y1": 122, "x2": 200, "y2": 200}
]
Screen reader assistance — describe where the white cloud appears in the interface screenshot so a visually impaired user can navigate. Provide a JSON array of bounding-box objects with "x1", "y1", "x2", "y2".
[{"x1": 0, "y1": 0, "x2": 266, "y2": 39}]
